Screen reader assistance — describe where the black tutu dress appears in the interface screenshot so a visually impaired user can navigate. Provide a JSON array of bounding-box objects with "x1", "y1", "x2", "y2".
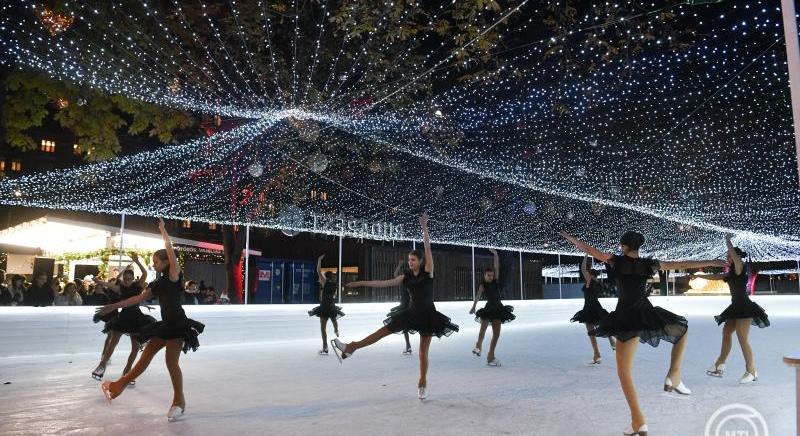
[
  {"x1": 101, "y1": 282, "x2": 156, "y2": 335},
  {"x1": 591, "y1": 255, "x2": 687, "y2": 347},
  {"x1": 474, "y1": 281, "x2": 515, "y2": 323},
  {"x1": 134, "y1": 274, "x2": 205, "y2": 353},
  {"x1": 308, "y1": 282, "x2": 345, "y2": 319},
  {"x1": 386, "y1": 287, "x2": 410, "y2": 318},
  {"x1": 714, "y1": 267, "x2": 769, "y2": 328},
  {"x1": 383, "y1": 269, "x2": 459, "y2": 338},
  {"x1": 93, "y1": 288, "x2": 121, "y2": 325},
  {"x1": 571, "y1": 280, "x2": 609, "y2": 324}
]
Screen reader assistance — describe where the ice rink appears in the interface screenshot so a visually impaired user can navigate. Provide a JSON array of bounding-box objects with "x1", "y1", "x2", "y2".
[{"x1": 1, "y1": 296, "x2": 797, "y2": 436}]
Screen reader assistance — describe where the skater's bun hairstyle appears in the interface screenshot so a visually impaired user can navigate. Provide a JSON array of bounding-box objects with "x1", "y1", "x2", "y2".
[
  {"x1": 324, "y1": 271, "x2": 335, "y2": 280},
  {"x1": 620, "y1": 231, "x2": 645, "y2": 250},
  {"x1": 588, "y1": 269, "x2": 599, "y2": 278},
  {"x1": 408, "y1": 249, "x2": 424, "y2": 261},
  {"x1": 121, "y1": 268, "x2": 135, "y2": 277}
]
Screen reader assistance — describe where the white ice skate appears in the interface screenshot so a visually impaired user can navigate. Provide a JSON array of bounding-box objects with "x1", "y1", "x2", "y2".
[
  {"x1": 706, "y1": 363, "x2": 725, "y2": 377},
  {"x1": 663, "y1": 376, "x2": 691, "y2": 395},
  {"x1": 167, "y1": 405, "x2": 185, "y2": 422},
  {"x1": 331, "y1": 339, "x2": 352, "y2": 363},
  {"x1": 623, "y1": 424, "x2": 648, "y2": 435},
  {"x1": 738, "y1": 371, "x2": 758, "y2": 384}
]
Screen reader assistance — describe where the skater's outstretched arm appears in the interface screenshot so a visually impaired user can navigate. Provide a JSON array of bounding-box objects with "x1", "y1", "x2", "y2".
[
  {"x1": 95, "y1": 288, "x2": 153, "y2": 316},
  {"x1": 392, "y1": 258, "x2": 405, "y2": 277},
  {"x1": 158, "y1": 218, "x2": 180, "y2": 283},
  {"x1": 93, "y1": 277, "x2": 121, "y2": 293},
  {"x1": 346, "y1": 276, "x2": 404, "y2": 289},
  {"x1": 470, "y1": 284, "x2": 484, "y2": 314},
  {"x1": 725, "y1": 234, "x2": 744, "y2": 275},
  {"x1": 420, "y1": 213, "x2": 433, "y2": 276},
  {"x1": 130, "y1": 252, "x2": 148, "y2": 288},
  {"x1": 580, "y1": 256, "x2": 594, "y2": 284},
  {"x1": 317, "y1": 254, "x2": 326, "y2": 287},
  {"x1": 560, "y1": 232, "x2": 612, "y2": 263},
  {"x1": 490, "y1": 249, "x2": 499, "y2": 281}
]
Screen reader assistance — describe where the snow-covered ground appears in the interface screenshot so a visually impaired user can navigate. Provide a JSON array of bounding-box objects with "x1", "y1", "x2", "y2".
[{"x1": 0, "y1": 296, "x2": 797, "y2": 436}]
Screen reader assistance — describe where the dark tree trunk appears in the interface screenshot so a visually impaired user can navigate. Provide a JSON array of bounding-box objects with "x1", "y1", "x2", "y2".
[{"x1": 222, "y1": 224, "x2": 246, "y2": 304}]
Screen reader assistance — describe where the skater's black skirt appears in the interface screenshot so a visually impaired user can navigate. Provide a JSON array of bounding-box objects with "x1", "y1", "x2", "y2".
[
  {"x1": 93, "y1": 309, "x2": 119, "y2": 324},
  {"x1": 133, "y1": 318, "x2": 205, "y2": 353},
  {"x1": 714, "y1": 299, "x2": 770, "y2": 328},
  {"x1": 570, "y1": 300, "x2": 609, "y2": 324},
  {"x1": 102, "y1": 307, "x2": 156, "y2": 335},
  {"x1": 308, "y1": 304, "x2": 345, "y2": 319},
  {"x1": 474, "y1": 302, "x2": 516, "y2": 324},
  {"x1": 591, "y1": 299, "x2": 687, "y2": 347},
  {"x1": 384, "y1": 306, "x2": 459, "y2": 338},
  {"x1": 386, "y1": 304, "x2": 407, "y2": 318}
]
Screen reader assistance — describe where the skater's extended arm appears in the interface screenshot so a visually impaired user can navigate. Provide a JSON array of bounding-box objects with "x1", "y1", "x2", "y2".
[
  {"x1": 393, "y1": 258, "x2": 405, "y2": 277},
  {"x1": 490, "y1": 249, "x2": 499, "y2": 281},
  {"x1": 560, "y1": 232, "x2": 612, "y2": 263},
  {"x1": 317, "y1": 254, "x2": 326, "y2": 287},
  {"x1": 158, "y1": 218, "x2": 180, "y2": 282},
  {"x1": 346, "y1": 276, "x2": 404, "y2": 289},
  {"x1": 580, "y1": 256, "x2": 594, "y2": 284},
  {"x1": 470, "y1": 284, "x2": 484, "y2": 314},
  {"x1": 726, "y1": 234, "x2": 744, "y2": 275},
  {"x1": 420, "y1": 212, "x2": 434, "y2": 275},
  {"x1": 95, "y1": 288, "x2": 153, "y2": 315},
  {"x1": 93, "y1": 277, "x2": 121, "y2": 293},
  {"x1": 130, "y1": 252, "x2": 148, "y2": 288}
]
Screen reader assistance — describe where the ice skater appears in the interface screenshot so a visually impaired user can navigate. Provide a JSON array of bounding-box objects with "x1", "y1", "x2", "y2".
[
  {"x1": 703, "y1": 235, "x2": 769, "y2": 384},
  {"x1": 91, "y1": 253, "x2": 154, "y2": 382},
  {"x1": 333, "y1": 213, "x2": 459, "y2": 399},
  {"x1": 96, "y1": 218, "x2": 205, "y2": 421},
  {"x1": 469, "y1": 248, "x2": 514, "y2": 366},
  {"x1": 561, "y1": 231, "x2": 725, "y2": 436},
  {"x1": 570, "y1": 256, "x2": 615, "y2": 364},
  {"x1": 386, "y1": 258, "x2": 413, "y2": 355},
  {"x1": 308, "y1": 254, "x2": 345, "y2": 355}
]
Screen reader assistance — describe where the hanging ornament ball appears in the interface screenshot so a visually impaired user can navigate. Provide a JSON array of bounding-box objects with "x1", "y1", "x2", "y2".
[
  {"x1": 248, "y1": 163, "x2": 264, "y2": 178},
  {"x1": 368, "y1": 160, "x2": 382, "y2": 174},
  {"x1": 479, "y1": 197, "x2": 492, "y2": 211},
  {"x1": 278, "y1": 205, "x2": 304, "y2": 237},
  {"x1": 77, "y1": 98, "x2": 86, "y2": 106},
  {"x1": 523, "y1": 202, "x2": 537, "y2": 215},
  {"x1": 435, "y1": 185, "x2": 445, "y2": 197},
  {"x1": 298, "y1": 121, "x2": 320, "y2": 143},
  {"x1": 566, "y1": 210, "x2": 575, "y2": 220},
  {"x1": 576, "y1": 167, "x2": 586, "y2": 177},
  {"x1": 308, "y1": 152, "x2": 329, "y2": 173},
  {"x1": 282, "y1": 229, "x2": 300, "y2": 237}
]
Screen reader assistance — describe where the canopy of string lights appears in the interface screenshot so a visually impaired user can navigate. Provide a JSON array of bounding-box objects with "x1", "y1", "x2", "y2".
[{"x1": 1, "y1": 0, "x2": 798, "y2": 260}]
